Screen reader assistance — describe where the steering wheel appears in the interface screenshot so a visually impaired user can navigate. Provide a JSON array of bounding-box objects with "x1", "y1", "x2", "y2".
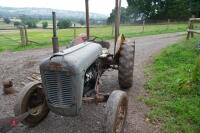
[{"x1": 89, "y1": 36, "x2": 103, "y2": 42}]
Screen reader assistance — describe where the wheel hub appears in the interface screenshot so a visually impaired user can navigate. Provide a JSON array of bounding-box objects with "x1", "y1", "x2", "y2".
[
  {"x1": 115, "y1": 105, "x2": 126, "y2": 133},
  {"x1": 28, "y1": 86, "x2": 46, "y2": 116},
  {"x1": 29, "y1": 103, "x2": 45, "y2": 116}
]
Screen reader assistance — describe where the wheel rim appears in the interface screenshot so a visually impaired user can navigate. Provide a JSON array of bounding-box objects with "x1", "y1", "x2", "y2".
[
  {"x1": 115, "y1": 104, "x2": 127, "y2": 133},
  {"x1": 29, "y1": 103, "x2": 45, "y2": 116},
  {"x1": 27, "y1": 85, "x2": 46, "y2": 116}
]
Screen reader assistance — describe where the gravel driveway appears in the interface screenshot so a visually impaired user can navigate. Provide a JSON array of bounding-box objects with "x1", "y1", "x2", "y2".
[{"x1": 0, "y1": 33, "x2": 184, "y2": 133}]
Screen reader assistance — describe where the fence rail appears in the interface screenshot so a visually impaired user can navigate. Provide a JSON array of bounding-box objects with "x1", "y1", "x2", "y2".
[{"x1": 187, "y1": 18, "x2": 200, "y2": 40}]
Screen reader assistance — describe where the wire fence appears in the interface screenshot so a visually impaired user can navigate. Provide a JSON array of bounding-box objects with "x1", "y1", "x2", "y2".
[
  {"x1": 0, "y1": 34, "x2": 20, "y2": 42},
  {"x1": 0, "y1": 22, "x2": 191, "y2": 51}
]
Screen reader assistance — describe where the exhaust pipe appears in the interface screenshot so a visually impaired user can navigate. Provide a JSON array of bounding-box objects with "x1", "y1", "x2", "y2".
[{"x1": 52, "y1": 12, "x2": 59, "y2": 53}]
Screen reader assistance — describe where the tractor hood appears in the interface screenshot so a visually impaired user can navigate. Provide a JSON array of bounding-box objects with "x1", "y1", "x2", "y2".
[{"x1": 40, "y1": 42, "x2": 102, "y2": 116}]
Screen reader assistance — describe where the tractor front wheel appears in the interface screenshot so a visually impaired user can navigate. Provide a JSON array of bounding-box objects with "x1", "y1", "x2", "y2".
[
  {"x1": 103, "y1": 90, "x2": 128, "y2": 133},
  {"x1": 14, "y1": 82, "x2": 49, "y2": 127}
]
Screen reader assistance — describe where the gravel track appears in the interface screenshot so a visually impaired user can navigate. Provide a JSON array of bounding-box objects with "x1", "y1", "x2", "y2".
[{"x1": 0, "y1": 33, "x2": 184, "y2": 133}]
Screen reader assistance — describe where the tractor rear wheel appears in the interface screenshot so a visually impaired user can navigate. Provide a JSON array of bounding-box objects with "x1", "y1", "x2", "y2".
[
  {"x1": 14, "y1": 82, "x2": 49, "y2": 127},
  {"x1": 103, "y1": 90, "x2": 128, "y2": 133},
  {"x1": 118, "y1": 44, "x2": 135, "y2": 90}
]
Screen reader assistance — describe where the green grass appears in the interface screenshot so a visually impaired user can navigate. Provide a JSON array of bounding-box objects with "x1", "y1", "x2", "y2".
[
  {"x1": 0, "y1": 21, "x2": 15, "y2": 30},
  {"x1": 145, "y1": 36, "x2": 200, "y2": 133},
  {"x1": 0, "y1": 23, "x2": 189, "y2": 52}
]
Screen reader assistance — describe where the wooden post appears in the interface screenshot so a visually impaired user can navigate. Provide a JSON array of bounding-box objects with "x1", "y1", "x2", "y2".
[
  {"x1": 186, "y1": 16, "x2": 200, "y2": 40},
  {"x1": 112, "y1": 23, "x2": 114, "y2": 36},
  {"x1": 24, "y1": 25, "x2": 28, "y2": 45},
  {"x1": 191, "y1": 15, "x2": 195, "y2": 38},
  {"x1": 191, "y1": 22, "x2": 194, "y2": 38},
  {"x1": 142, "y1": 20, "x2": 145, "y2": 32},
  {"x1": 19, "y1": 26, "x2": 26, "y2": 45},
  {"x1": 167, "y1": 19, "x2": 170, "y2": 30},
  {"x1": 73, "y1": 24, "x2": 76, "y2": 39},
  {"x1": 187, "y1": 20, "x2": 191, "y2": 40}
]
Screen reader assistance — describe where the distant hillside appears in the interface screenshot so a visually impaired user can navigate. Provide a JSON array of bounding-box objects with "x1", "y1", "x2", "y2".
[{"x1": 0, "y1": 6, "x2": 107, "y2": 20}]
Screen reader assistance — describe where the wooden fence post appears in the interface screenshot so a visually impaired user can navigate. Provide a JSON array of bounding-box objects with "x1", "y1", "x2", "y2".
[
  {"x1": 191, "y1": 15, "x2": 195, "y2": 38},
  {"x1": 24, "y1": 25, "x2": 28, "y2": 45},
  {"x1": 19, "y1": 26, "x2": 26, "y2": 45},
  {"x1": 167, "y1": 19, "x2": 170, "y2": 30},
  {"x1": 112, "y1": 23, "x2": 114, "y2": 36},
  {"x1": 186, "y1": 17, "x2": 200, "y2": 40},
  {"x1": 142, "y1": 20, "x2": 145, "y2": 32},
  {"x1": 73, "y1": 24, "x2": 76, "y2": 39},
  {"x1": 187, "y1": 20, "x2": 192, "y2": 40},
  {"x1": 191, "y1": 22, "x2": 194, "y2": 38}
]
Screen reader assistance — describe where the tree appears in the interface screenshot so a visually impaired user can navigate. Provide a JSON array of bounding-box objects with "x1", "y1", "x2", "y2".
[
  {"x1": 25, "y1": 21, "x2": 37, "y2": 28},
  {"x1": 127, "y1": 0, "x2": 195, "y2": 21},
  {"x1": 190, "y1": 0, "x2": 200, "y2": 17},
  {"x1": 107, "y1": 7, "x2": 130, "y2": 24},
  {"x1": 3, "y1": 18, "x2": 11, "y2": 24},
  {"x1": 79, "y1": 19, "x2": 85, "y2": 25},
  {"x1": 164, "y1": 0, "x2": 191, "y2": 20},
  {"x1": 107, "y1": 9, "x2": 115, "y2": 24},
  {"x1": 57, "y1": 19, "x2": 72, "y2": 29},
  {"x1": 120, "y1": 7, "x2": 130, "y2": 23},
  {"x1": 42, "y1": 21, "x2": 48, "y2": 29},
  {"x1": 13, "y1": 21, "x2": 21, "y2": 27},
  {"x1": 20, "y1": 15, "x2": 38, "y2": 28}
]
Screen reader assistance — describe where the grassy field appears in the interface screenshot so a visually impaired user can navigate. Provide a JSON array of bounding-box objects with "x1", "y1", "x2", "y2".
[
  {"x1": 0, "y1": 21, "x2": 15, "y2": 30},
  {"x1": 0, "y1": 23, "x2": 189, "y2": 52},
  {"x1": 145, "y1": 36, "x2": 200, "y2": 133}
]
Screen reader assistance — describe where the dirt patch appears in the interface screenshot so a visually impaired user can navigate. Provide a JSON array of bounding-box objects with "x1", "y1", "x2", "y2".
[
  {"x1": 23, "y1": 60, "x2": 37, "y2": 69},
  {"x1": 0, "y1": 33, "x2": 184, "y2": 133}
]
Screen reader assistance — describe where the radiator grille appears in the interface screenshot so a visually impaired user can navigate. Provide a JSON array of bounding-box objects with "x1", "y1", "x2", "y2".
[{"x1": 44, "y1": 71, "x2": 73, "y2": 106}]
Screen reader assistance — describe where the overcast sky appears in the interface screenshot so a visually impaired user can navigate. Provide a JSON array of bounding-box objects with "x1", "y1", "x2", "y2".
[{"x1": 0, "y1": 0, "x2": 128, "y2": 15}]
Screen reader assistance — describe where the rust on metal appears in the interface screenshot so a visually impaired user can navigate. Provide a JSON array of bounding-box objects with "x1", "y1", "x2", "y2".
[
  {"x1": 114, "y1": 94, "x2": 128, "y2": 133},
  {"x1": 115, "y1": 105, "x2": 126, "y2": 133},
  {"x1": 85, "y1": 0, "x2": 90, "y2": 40},
  {"x1": 48, "y1": 62, "x2": 63, "y2": 71},
  {"x1": 82, "y1": 93, "x2": 110, "y2": 103}
]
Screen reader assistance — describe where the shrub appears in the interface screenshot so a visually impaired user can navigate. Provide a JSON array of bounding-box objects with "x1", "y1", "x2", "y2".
[
  {"x1": 13, "y1": 22, "x2": 21, "y2": 27},
  {"x1": 79, "y1": 19, "x2": 85, "y2": 25},
  {"x1": 57, "y1": 19, "x2": 72, "y2": 29},
  {"x1": 3, "y1": 18, "x2": 11, "y2": 24},
  {"x1": 42, "y1": 21, "x2": 48, "y2": 29},
  {"x1": 20, "y1": 16, "x2": 38, "y2": 28},
  {"x1": 25, "y1": 21, "x2": 37, "y2": 28}
]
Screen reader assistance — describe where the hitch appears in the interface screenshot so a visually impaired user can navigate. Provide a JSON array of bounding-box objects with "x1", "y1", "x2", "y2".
[{"x1": 0, "y1": 111, "x2": 29, "y2": 133}]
